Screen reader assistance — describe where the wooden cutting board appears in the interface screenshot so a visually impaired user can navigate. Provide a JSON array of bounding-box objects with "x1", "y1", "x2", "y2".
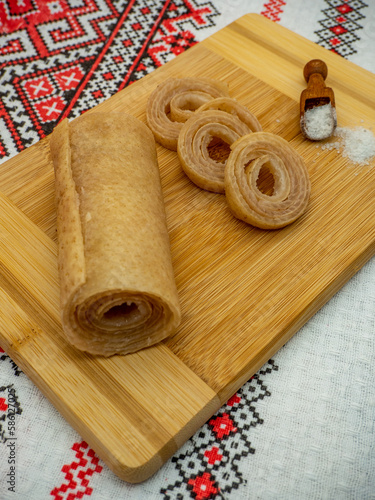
[{"x1": 0, "y1": 14, "x2": 374, "y2": 483}]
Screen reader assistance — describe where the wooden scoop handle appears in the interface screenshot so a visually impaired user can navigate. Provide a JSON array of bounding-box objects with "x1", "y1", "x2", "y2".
[
  {"x1": 303, "y1": 59, "x2": 328, "y2": 83},
  {"x1": 300, "y1": 59, "x2": 335, "y2": 112}
]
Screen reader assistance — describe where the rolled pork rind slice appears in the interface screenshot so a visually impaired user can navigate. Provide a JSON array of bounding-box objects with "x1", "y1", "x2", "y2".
[
  {"x1": 224, "y1": 132, "x2": 311, "y2": 229},
  {"x1": 49, "y1": 112, "x2": 181, "y2": 356},
  {"x1": 146, "y1": 77, "x2": 230, "y2": 150},
  {"x1": 170, "y1": 91, "x2": 213, "y2": 123},
  {"x1": 177, "y1": 109, "x2": 252, "y2": 193},
  {"x1": 197, "y1": 97, "x2": 262, "y2": 133}
]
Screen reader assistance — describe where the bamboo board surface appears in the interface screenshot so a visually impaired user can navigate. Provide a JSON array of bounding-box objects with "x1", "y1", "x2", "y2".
[{"x1": 0, "y1": 14, "x2": 375, "y2": 483}]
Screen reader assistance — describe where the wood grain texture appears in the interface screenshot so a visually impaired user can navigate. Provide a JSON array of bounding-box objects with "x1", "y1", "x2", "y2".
[
  {"x1": 0, "y1": 14, "x2": 374, "y2": 482},
  {"x1": 0, "y1": 192, "x2": 219, "y2": 482}
]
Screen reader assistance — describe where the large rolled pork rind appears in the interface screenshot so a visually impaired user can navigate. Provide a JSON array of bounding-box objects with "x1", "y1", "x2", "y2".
[
  {"x1": 49, "y1": 112, "x2": 181, "y2": 356},
  {"x1": 146, "y1": 77, "x2": 229, "y2": 150},
  {"x1": 177, "y1": 109, "x2": 253, "y2": 193},
  {"x1": 224, "y1": 132, "x2": 311, "y2": 229}
]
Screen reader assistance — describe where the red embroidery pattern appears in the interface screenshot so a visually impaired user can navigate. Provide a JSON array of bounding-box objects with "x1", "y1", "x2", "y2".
[
  {"x1": 147, "y1": 0, "x2": 217, "y2": 67},
  {"x1": 315, "y1": 0, "x2": 367, "y2": 57},
  {"x1": 0, "y1": 0, "x2": 220, "y2": 162},
  {"x1": 50, "y1": 441, "x2": 103, "y2": 500},
  {"x1": 209, "y1": 413, "x2": 237, "y2": 439},
  {"x1": 226, "y1": 393, "x2": 241, "y2": 407},
  {"x1": 162, "y1": 361, "x2": 279, "y2": 499},
  {"x1": 261, "y1": 0, "x2": 286, "y2": 22},
  {"x1": 204, "y1": 446, "x2": 223, "y2": 465},
  {"x1": 188, "y1": 472, "x2": 218, "y2": 500},
  {"x1": 0, "y1": 397, "x2": 8, "y2": 412}
]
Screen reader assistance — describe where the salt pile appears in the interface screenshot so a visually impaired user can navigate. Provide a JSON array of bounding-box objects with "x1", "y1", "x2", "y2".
[
  {"x1": 322, "y1": 126, "x2": 375, "y2": 165},
  {"x1": 302, "y1": 103, "x2": 336, "y2": 140}
]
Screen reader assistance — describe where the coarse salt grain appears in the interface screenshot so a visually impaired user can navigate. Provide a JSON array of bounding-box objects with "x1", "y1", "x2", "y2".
[
  {"x1": 302, "y1": 103, "x2": 336, "y2": 140},
  {"x1": 321, "y1": 126, "x2": 375, "y2": 165}
]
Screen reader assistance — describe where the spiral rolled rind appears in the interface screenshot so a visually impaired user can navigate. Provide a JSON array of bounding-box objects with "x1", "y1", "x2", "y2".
[
  {"x1": 197, "y1": 97, "x2": 262, "y2": 133},
  {"x1": 69, "y1": 290, "x2": 177, "y2": 356},
  {"x1": 178, "y1": 110, "x2": 252, "y2": 193},
  {"x1": 170, "y1": 91, "x2": 212, "y2": 122},
  {"x1": 224, "y1": 132, "x2": 311, "y2": 229},
  {"x1": 146, "y1": 77, "x2": 230, "y2": 150}
]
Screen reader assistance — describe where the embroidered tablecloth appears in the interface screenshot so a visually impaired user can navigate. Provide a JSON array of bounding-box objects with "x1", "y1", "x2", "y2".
[{"x1": 1, "y1": 1, "x2": 374, "y2": 499}]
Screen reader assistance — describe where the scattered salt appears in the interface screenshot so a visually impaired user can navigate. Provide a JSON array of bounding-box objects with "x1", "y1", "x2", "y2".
[
  {"x1": 321, "y1": 126, "x2": 375, "y2": 165},
  {"x1": 302, "y1": 103, "x2": 336, "y2": 140}
]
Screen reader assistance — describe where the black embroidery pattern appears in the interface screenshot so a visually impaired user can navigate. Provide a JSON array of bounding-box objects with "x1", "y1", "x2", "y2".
[
  {"x1": 315, "y1": 0, "x2": 368, "y2": 57},
  {"x1": 0, "y1": 0, "x2": 219, "y2": 162},
  {"x1": 0, "y1": 350, "x2": 22, "y2": 377},
  {"x1": 161, "y1": 360, "x2": 278, "y2": 500},
  {"x1": 0, "y1": 384, "x2": 22, "y2": 444}
]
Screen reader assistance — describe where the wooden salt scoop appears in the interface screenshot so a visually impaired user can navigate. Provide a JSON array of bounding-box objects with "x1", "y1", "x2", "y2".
[{"x1": 300, "y1": 59, "x2": 337, "y2": 141}]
